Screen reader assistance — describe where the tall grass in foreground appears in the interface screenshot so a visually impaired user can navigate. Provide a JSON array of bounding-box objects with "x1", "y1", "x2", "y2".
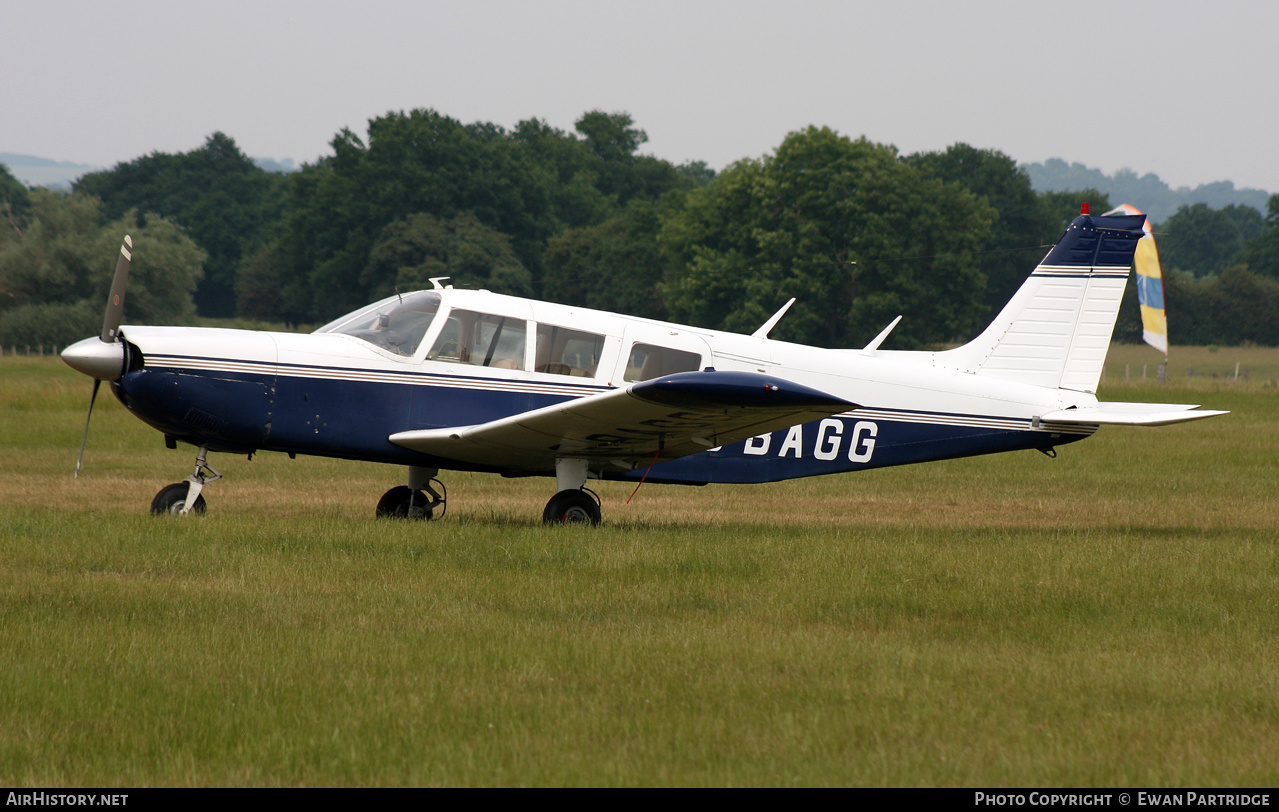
[{"x1": 1, "y1": 357, "x2": 1276, "y2": 786}]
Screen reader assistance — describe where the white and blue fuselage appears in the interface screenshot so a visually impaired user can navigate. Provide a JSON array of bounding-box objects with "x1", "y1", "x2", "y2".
[
  {"x1": 109, "y1": 292, "x2": 1090, "y2": 486},
  {"x1": 64, "y1": 213, "x2": 1224, "y2": 521}
]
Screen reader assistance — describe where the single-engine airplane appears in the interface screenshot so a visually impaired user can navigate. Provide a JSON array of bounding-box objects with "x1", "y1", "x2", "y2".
[{"x1": 62, "y1": 210, "x2": 1225, "y2": 524}]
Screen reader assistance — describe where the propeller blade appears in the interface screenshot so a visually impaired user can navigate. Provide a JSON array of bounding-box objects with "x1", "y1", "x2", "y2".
[
  {"x1": 101, "y1": 235, "x2": 132, "y2": 343},
  {"x1": 74, "y1": 379, "x2": 102, "y2": 478}
]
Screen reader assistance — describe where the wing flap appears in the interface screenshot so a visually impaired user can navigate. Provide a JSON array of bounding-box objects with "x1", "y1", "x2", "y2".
[
  {"x1": 1039, "y1": 401, "x2": 1228, "y2": 427},
  {"x1": 390, "y1": 370, "x2": 856, "y2": 472}
]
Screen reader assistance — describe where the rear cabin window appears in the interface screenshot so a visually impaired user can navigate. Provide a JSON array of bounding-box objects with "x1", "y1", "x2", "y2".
[
  {"x1": 535, "y1": 325, "x2": 605, "y2": 378},
  {"x1": 624, "y1": 343, "x2": 702, "y2": 382},
  {"x1": 427, "y1": 310, "x2": 527, "y2": 370}
]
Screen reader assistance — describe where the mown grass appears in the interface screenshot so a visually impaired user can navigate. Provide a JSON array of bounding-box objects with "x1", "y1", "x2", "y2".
[
  {"x1": 1, "y1": 356, "x2": 1276, "y2": 786},
  {"x1": 1104, "y1": 343, "x2": 1279, "y2": 387}
]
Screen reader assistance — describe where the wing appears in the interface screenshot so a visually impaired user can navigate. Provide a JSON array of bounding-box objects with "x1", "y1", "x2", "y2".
[
  {"x1": 389, "y1": 370, "x2": 856, "y2": 473},
  {"x1": 1038, "y1": 401, "x2": 1228, "y2": 427}
]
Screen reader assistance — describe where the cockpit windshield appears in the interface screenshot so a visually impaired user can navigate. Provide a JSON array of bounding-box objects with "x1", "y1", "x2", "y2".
[{"x1": 314, "y1": 291, "x2": 443, "y2": 357}]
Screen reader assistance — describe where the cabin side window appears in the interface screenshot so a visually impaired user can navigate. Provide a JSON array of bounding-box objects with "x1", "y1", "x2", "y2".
[
  {"x1": 317, "y1": 291, "x2": 442, "y2": 357},
  {"x1": 427, "y1": 310, "x2": 527, "y2": 369},
  {"x1": 624, "y1": 343, "x2": 702, "y2": 382},
  {"x1": 535, "y1": 325, "x2": 605, "y2": 377}
]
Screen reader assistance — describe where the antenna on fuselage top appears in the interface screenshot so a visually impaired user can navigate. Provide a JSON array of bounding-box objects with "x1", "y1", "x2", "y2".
[
  {"x1": 861, "y1": 315, "x2": 903, "y2": 356},
  {"x1": 751, "y1": 298, "x2": 796, "y2": 338},
  {"x1": 429, "y1": 277, "x2": 452, "y2": 291}
]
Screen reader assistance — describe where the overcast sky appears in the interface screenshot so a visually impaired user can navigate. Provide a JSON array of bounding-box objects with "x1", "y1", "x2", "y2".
[{"x1": 6, "y1": 0, "x2": 1277, "y2": 192}]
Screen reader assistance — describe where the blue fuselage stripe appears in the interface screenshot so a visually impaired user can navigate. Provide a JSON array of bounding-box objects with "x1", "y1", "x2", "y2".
[{"x1": 113, "y1": 363, "x2": 1088, "y2": 483}]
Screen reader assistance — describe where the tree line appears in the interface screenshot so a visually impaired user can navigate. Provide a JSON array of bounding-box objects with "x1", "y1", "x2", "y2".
[{"x1": 3, "y1": 110, "x2": 1278, "y2": 350}]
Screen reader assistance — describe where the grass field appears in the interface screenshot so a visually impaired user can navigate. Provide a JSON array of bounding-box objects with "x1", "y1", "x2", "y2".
[{"x1": 1, "y1": 353, "x2": 1276, "y2": 786}]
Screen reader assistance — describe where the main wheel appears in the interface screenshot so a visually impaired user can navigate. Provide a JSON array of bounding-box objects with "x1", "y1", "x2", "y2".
[
  {"x1": 542, "y1": 489, "x2": 601, "y2": 526},
  {"x1": 376, "y1": 485, "x2": 434, "y2": 520},
  {"x1": 150, "y1": 482, "x2": 207, "y2": 516}
]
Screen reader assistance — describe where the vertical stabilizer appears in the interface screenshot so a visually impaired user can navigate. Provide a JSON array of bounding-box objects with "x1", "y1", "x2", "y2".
[{"x1": 937, "y1": 213, "x2": 1146, "y2": 393}]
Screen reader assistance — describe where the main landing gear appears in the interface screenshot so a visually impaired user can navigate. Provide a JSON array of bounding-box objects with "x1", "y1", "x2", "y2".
[
  {"x1": 374, "y1": 458, "x2": 602, "y2": 525},
  {"x1": 542, "y1": 458, "x2": 601, "y2": 526},
  {"x1": 376, "y1": 466, "x2": 447, "y2": 520},
  {"x1": 542, "y1": 488, "x2": 601, "y2": 526},
  {"x1": 150, "y1": 446, "x2": 220, "y2": 516}
]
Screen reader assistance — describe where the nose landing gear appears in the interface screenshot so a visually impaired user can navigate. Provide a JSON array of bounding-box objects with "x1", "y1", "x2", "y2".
[
  {"x1": 376, "y1": 466, "x2": 447, "y2": 520},
  {"x1": 151, "y1": 446, "x2": 220, "y2": 516}
]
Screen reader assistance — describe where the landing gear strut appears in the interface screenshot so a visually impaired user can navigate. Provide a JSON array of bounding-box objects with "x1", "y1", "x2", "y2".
[
  {"x1": 542, "y1": 458, "x2": 601, "y2": 526},
  {"x1": 151, "y1": 446, "x2": 220, "y2": 516},
  {"x1": 377, "y1": 466, "x2": 446, "y2": 520}
]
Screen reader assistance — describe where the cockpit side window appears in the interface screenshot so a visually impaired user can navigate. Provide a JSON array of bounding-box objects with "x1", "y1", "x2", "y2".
[
  {"x1": 623, "y1": 343, "x2": 702, "y2": 382},
  {"x1": 316, "y1": 291, "x2": 442, "y2": 357},
  {"x1": 427, "y1": 310, "x2": 527, "y2": 370},
  {"x1": 535, "y1": 325, "x2": 605, "y2": 377}
]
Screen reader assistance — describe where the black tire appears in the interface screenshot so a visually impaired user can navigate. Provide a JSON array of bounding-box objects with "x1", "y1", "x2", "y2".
[
  {"x1": 376, "y1": 485, "x2": 434, "y2": 520},
  {"x1": 542, "y1": 489, "x2": 601, "y2": 526},
  {"x1": 150, "y1": 482, "x2": 207, "y2": 516}
]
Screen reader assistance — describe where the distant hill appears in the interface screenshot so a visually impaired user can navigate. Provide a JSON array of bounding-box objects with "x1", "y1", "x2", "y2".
[
  {"x1": 2, "y1": 151, "x2": 299, "y2": 189},
  {"x1": 253, "y1": 157, "x2": 299, "y2": 174},
  {"x1": 1, "y1": 152, "x2": 100, "y2": 189},
  {"x1": 1021, "y1": 158, "x2": 1271, "y2": 224}
]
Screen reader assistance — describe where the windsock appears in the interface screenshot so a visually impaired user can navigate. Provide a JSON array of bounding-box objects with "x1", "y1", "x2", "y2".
[{"x1": 1105, "y1": 203, "x2": 1167, "y2": 356}]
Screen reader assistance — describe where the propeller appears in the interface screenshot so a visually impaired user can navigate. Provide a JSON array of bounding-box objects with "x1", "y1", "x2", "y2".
[
  {"x1": 102, "y1": 234, "x2": 131, "y2": 342},
  {"x1": 65, "y1": 235, "x2": 132, "y2": 477},
  {"x1": 74, "y1": 380, "x2": 101, "y2": 479}
]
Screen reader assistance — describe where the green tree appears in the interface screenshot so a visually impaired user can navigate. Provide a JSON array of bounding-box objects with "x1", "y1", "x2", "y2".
[
  {"x1": 0, "y1": 189, "x2": 204, "y2": 347},
  {"x1": 266, "y1": 108, "x2": 691, "y2": 322},
  {"x1": 1151, "y1": 266, "x2": 1279, "y2": 345},
  {"x1": 74, "y1": 132, "x2": 282, "y2": 317},
  {"x1": 906, "y1": 144, "x2": 1058, "y2": 317},
  {"x1": 1232, "y1": 193, "x2": 1279, "y2": 280},
  {"x1": 511, "y1": 117, "x2": 613, "y2": 230},
  {"x1": 660, "y1": 127, "x2": 995, "y2": 349},
  {"x1": 1157, "y1": 202, "x2": 1264, "y2": 277},
  {"x1": 234, "y1": 238, "x2": 304, "y2": 324},
  {"x1": 573, "y1": 111, "x2": 688, "y2": 207},
  {"x1": 271, "y1": 110, "x2": 560, "y2": 320},
  {"x1": 542, "y1": 197, "x2": 675, "y2": 320},
  {"x1": 575, "y1": 111, "x2": 647, "y2": 162},
  {"x1": 675, "y1": 161, "x2": 717, "y2": 188},
  {"x1": 0, "y1": 163, "x2": 31, "y2": 237},
  {"x1": 362, "y1": 212, "x2": 531, "y2": 300}
]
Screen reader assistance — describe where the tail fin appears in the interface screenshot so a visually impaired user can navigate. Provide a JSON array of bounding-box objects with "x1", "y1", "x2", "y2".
[{"x1": 938, "y1": 212, "x2": 1146, "y2": 393}]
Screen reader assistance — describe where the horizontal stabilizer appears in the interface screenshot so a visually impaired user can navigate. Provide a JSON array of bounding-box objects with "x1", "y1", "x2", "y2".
[{"x1": 1038, "y1": 402, "x2": 1228, "y2": 427}]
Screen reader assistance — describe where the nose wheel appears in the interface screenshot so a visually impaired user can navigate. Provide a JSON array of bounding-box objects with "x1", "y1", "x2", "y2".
[
  {"x1": 151, "y1": 482, "x2": 207, "y2": 515},
  {"x1": 377, "y1": 467, "x2": 446, "y2": 520},
  {"x1": 151, "y1": 446, "x2": 219, "y2": 516}
]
